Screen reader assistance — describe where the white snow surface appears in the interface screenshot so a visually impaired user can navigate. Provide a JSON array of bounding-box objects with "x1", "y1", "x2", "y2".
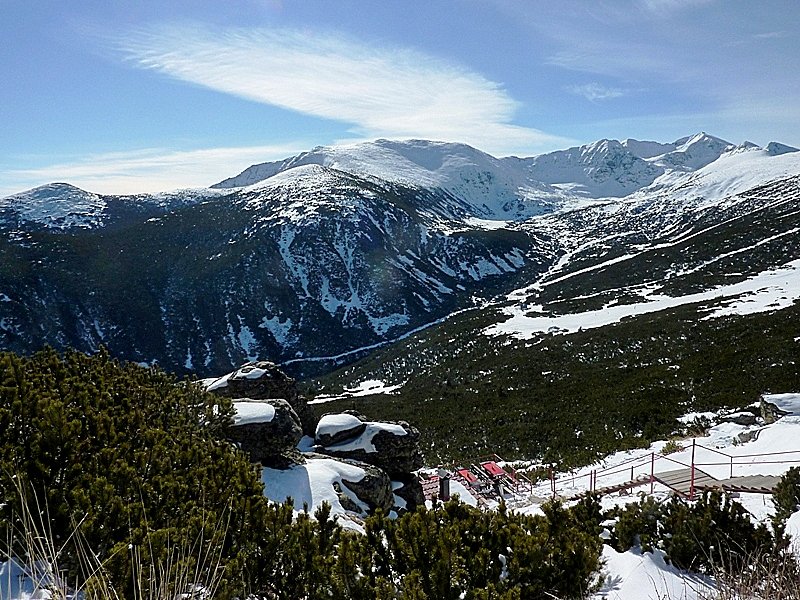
[
  {"x1": 448, "y1": 479, "x2": 479, "y2": 507},
  {"x1": 261, "y1": 457, "x2": 368, "y2": 532},
  {"x1": 643, "y1": 142, "x2": 800, "y2": 204},
  {"x1": 232, "y1": 400, "x2": 276, "y2": 425},
  {"x1": 309, "y1": 379, "x2": 403, "y2": 404},
  {"x1": 216, "y1": 139, "x2": 572, "y2": 219},
  {"x1": 202, "y1": 373, "x2": 230, "y2": 392},
  {"x1": 488, "y1": 258, "x2": 800, "y2": 339},
  {"x1": 316, "y1": 413, "x2": 363, "y2": 439},
  {"x1": 322, "y1": 421, "x2": 407, "y2": 453},
  {"x1": 591, "y1": 546, "x2": 712, "y2": 600}
]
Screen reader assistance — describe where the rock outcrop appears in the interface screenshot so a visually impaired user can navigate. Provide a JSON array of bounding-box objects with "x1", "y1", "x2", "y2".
[
  {"x1": 392, "y1": 475, "x2": 426, "y2": 512},
  {"x1": 204, "y1": 363, "x2": 425, "y2": 517},
  {"x1": 205, "y1": 361, "x2": 318, "y2": 436},
  {"x1": 315, "y1": 414, "x2": 423, "y2": 477},
  {"x1": 227, "y1": 398, "x2": 302, "y2": 465},
  {"x1": 338, "y1": 461, "x2": 394, "y2": 513},
  {"x1": 760, "y1": 397, "x2": 790, "y2": 424}
]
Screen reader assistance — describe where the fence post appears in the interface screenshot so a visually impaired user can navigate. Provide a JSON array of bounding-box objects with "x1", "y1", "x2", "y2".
[
  {"x1": 650, "y1": 452, "x2": 655, "y2": 494},
  {"x1": 550, "y1": 467, "x2": 555, "y2": 498},
  {"x1": 730, "y1": 456, "x2": 734, "y2": 479},
  {"x1": 689, "y1": 438, "x2": 696, "y2": 500}
]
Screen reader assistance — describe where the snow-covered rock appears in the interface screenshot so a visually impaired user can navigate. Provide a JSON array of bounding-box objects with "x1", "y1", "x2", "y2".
[
  {"x1": 204, "y1": 361, "x2": 317, "y2": 436},
  {"x1": 261, "y1": 454, "x2": 393, "y2": 529},
  {"x1": 315, "y1": 413, "x2": 367, "y2": 446},
  {"x1": 318, "y1": 418, "x2": 422, "y2": 476},
  {"x1": 228, "y1": 398, "x2": 302, "y2": 465}
]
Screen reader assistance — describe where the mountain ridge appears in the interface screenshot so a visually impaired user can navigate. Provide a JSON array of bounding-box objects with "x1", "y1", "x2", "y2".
[{"x1": 1, "y1": 133, "x2": 799, "y2": 380}]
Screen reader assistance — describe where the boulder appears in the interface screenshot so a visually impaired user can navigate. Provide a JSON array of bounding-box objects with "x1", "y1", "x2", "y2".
[
  {"x1": 204, "y1": 361, "x2": 318, "y2": 436},
  {"x1": 275, "y1": 452, "x2": 393, "y2": 515},
  {"x1": 316, "y1": 413, "x2": 367, "y2": 446},
  {"x1": 760, "y1": 398, "x2": 789, "y2": 424},
  {"x1": 338, "y1": 460, "x2": 394, "y2": 514},
  {"x1": 228, "y1": 398, "x2": 302, "y2": 464},
  {"x1": 318, "y1": 419, "x2": 423, "y2": 477},
  {"x1": 736, "y1": 428, "x2": 762, "y2": 444},
  {"x1": 392, "y1": 474, "x2": 425, "y2": 513},
  {"x1": 718, "y1": 411, "x2": 758, "y2": 427}
]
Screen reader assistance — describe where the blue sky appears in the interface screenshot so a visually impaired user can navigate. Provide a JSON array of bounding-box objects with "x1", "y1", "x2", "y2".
[{"x1": 2, "y1": 0, "x2": 799, "y2": 195}]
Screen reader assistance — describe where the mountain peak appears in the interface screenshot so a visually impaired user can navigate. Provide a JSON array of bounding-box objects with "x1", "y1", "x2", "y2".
[
  {"x1": 0, "y1": 182, "x2": 106, "y2": 230},
  {"x1": 766, "y1": 141, "x2": 799, "y2": 156}
]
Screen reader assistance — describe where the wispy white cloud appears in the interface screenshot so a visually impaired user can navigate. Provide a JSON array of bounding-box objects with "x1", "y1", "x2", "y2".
[
  {"x1": 567, "y1": 82, "x2": 627, "y2": 102},
  {"x1": 115, "y1": 24, "x2": 571, "y2": 156},
  {"x1": 638, "y1": 0, "x2": 713, "y2": 15},
  {"x1": 1, "y1": 144, "x2": 308, "y2": 196},
  {"x1": 752, "y1": 30, "x2": 787, "y2": 40}
]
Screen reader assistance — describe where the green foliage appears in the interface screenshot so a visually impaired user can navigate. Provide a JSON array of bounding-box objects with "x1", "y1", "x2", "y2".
[
  {"x1": 613, "y1": 495, "x2": 663, "y2": 553},
  {"x1": 311, "y1": 302, "x2": 800, "y2": 469},
  {"x1": 772, "y1": 466, "x2": 800, "y2": 526},
  {"x1": 0, "y1": 348, "x2": 604, "y2": 599},
  {"x1": 337, "y1": 499, "x2": 601, "y2": 600},
  {"x1": 660, "y1": 439, "x2": 684, "y2": 455},
  {"x1": 0, "y1": 347, "x2": 272, "y2": 598},
  {"x1": 610, "y1": 492, "x2": 778, "y2": 574}
]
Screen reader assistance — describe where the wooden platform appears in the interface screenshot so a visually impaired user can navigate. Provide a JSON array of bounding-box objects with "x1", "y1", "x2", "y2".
[
  {"x1": 650, "y1": 468, "x2": 718, "y2": 497},
  {"x1": 707, "y1": 474, "x2": 782, "y2": 494}
]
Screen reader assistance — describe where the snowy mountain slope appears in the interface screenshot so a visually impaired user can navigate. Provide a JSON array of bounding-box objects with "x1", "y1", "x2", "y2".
[
  {"x1": 213, "y1": 138, "x2": 570, "y2": 220},
  {"x1": 0, "y1": 182, "x2": 222, "y2": 233},
  {"x1": 620, "y1": 138, "x2": 676, "y2": 159},
  {"x1": 310, "y1": 146, "x2": 800, "y2": 463},
  {"x1": 213, "y1": 134, "x2": 792, "y2": 211},
  {"x1": 0, "y1": 167, "x2": 547, "y2": 375},
  {"x1": 0, "y1": 183, "x2": 106, "y2": 230},
  {"x1": 514, "y1": 139, "x2": 665, "y2": 198},
  {"x1": 652, "y1": 132, "x2": 733, "y2": 171},
  {"x1": 1, "y1": 133, "x2": 799, "y2": 379}
]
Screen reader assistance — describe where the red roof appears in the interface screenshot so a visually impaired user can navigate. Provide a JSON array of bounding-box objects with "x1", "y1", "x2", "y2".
[
  {"x1": 481, "y1": 461, "x2": 505, "y2": 477},
  {"x1": 457, "y1": 468, "x2": 478, "y2": 483}
]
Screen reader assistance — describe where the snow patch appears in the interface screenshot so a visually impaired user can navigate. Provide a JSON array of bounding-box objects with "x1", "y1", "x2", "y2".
[
  {"x1": 232, "y1": 400, "x2": 276, "y2": 425},
  {"x1": 323, "y1": 422, "x2": 407, "y2": 453},
  {"x1": 316, "y1": 414, "x2": 363, "y2": 439},
  {"x1": 310, "y1": 379, "x2": 403, "y2": 404},
  {"x1": 261, "y1": 458, "x2": 368, "y2": 531},
  {"x1": 259, "y1": 315, "x2": 294, "y2": 346},
  {"x1": 591, "y1": 545, "x2": 712, "y2": 600},
  {"x1": 488, "y1": 259, "x2": 800, "y2": 339}
]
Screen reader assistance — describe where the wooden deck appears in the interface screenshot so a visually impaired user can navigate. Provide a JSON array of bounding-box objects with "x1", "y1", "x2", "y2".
[
  {"x1": 706, "y1": 474, "x2": 782, "y2": 494},
  {"x1": 652, "y1": 468, "x2": 718, "y2": 497}
]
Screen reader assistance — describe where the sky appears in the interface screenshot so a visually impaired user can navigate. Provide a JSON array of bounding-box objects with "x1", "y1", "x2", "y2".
[{"x1": 1, "y1": 0, "x2": 799, "y2": 196}]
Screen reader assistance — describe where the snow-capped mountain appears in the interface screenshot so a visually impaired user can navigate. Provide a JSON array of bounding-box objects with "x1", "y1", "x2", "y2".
[
  {"x1": 0, "y1": 183, "x2": 107, "y2": 230},
  {"x1": 214, "y1": 138, "x2": 570, "y2": 220},
  {"x1": 0, "y1": 133, "x2": 798, "y2": 376}
]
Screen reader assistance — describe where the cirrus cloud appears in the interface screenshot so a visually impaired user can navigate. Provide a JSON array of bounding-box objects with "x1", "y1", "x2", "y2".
[
  {"x1": 567, "y1": 82, "x2": 627, "y2": 102},
  {"x1": 116, "y1": 24, "x2": 571, "y2": 156}
]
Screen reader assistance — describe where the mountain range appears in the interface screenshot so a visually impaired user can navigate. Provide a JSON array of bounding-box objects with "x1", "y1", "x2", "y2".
[{"x1": 1, "y1": 132, "x2": 798, "y2": 389}]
